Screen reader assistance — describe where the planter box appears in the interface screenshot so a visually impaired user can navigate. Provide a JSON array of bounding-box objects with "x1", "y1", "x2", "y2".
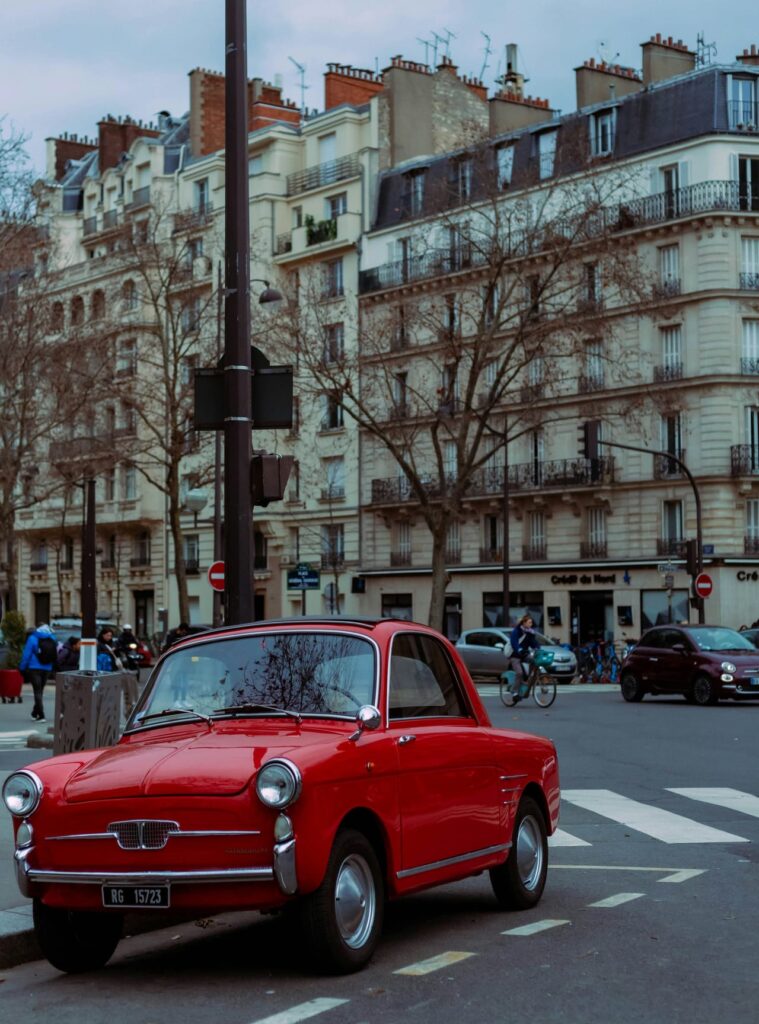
[{"x1": 0, "y1": 668, "x2": 23, "y2": 702}]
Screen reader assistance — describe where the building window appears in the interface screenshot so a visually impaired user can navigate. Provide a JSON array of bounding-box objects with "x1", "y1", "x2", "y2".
[
  {"x1": 326, "y1": 192, "x2": 347, "y2": 219},
  {"x1": 103, "y1": 533, "x2": 117, "y2": 567},
  {"x1": 586, "y1": 508, "x2": 607, "y2": 557},
  {"x1": 91, "y1": 289, "x2": 106, "y2": 320},
  {"x1": 323, "y1": 457, "x2": 345, "y2": 499},
  {"x1": 741, "y1": 236, "x2": 759, "y2": 289},
  {"x1": 288, "y1": 527, "x2": 300, "y2": 563},
  {"x1": 641, "y1": 589, "x2": 689, "y2": 629},
  {"x1": 662, "y1": 500, "x2": 683, "y2": 542},
  {"x1": 321, "y1": 523, "x2": 344, "y2": 568},
  {"x1": 320, "y1": 392, "x2": 344, "y2": 430},
  {"x1": 742, "y1": 321, "x2": 759, "y2": 373},
  {"x1": 447, "y1": 224, "x2": 471, "y2": 271},
  {"x1": 526, "y1": 511, "x2": 546, "y2": 559},
  {"x1": 746, "y1": 499, "x2": 759, "y2": 553},
  {"x1": 445, "y1": 521, "x2": 461, "y2": 562},
  {"x1": 195, "y1": 178, "x2": 209, "y2": 212},
  {"x1": 103, "y1": 466, "x2": 116, "y2": 502},
  {"x1": 182, "y1": 534, "x2": 199, "y2": 570},
  {"x1": 496, "y1": 145, "x2": 514, "y2": 189},
  {"x1": 323, "y1": 258, "x2": 344, "y2": 298},
  {"x1": 442, "y1": 293, "x2": 461, "y2": 338},
  {"x1": 583, "y1": 338, "x2": 604, "y2": 389},
  {"x1": 181, "y1": 296, "x2": 201, "y2": 334},
  {"x1": 439, "y1": 363, "x2": 459, "y2": 412},
  {"x1": 116, "y1": 338, "x2": 137, "y2": 376},
  {"x1": 729, "y1": 76, "x2": 758, "y2": 128},
  {"x1": 590, "y1": 109, "x2": 616, "y2": 157},
  {"x1": 482, "y1": 514, "x2": 503, "y2": 560},
  {"x1": 395, "y1": 521, "x2": 411, "y2": 563},
  {"x1": 537, "y1": 130, "x2": 557, "y2": 179},
  {"x1": 30, "y1": 540, "x2": 48, "y2": 571},
  {"x1": 322, "y1": 322, "x2": 344, "y2": 364},
  {"x1": 443, "y1": 440, "x2": 458, "y2": 481},
  {"x1": 51, "y1": 302, "x2": 64, "y2": 332},
  {"x1": 71, "y1": 295, "x2": 84, "y2": 327},
  {"x1": 658, "y1": 244, "x2": 680, "y2": 294},
  {"x1": 248, "y1": 154, "x2": 263, "y2": 176},
  {"x1": 123, "y1": 465, "x2": 137, "y2": 501},
  {"x1": 253, "y1": 530, "x2": 267, "y2": 570},
  {"x1": 392, "y1": 372, "x2": 408, "y2": 416},
  {"x1": 658, "y1": 325, "x2": 683, "y2": 380},
  {"x1": 403, "y1": 170, "x2": 426, "y2": 215},
  {"x1": 318, "y1": 132, "x2": 337, "y2": 164},
  {"x1": 737, "y1": 156, "x2": 759, "y2": 212},
  {"x1": 451, "y1": 156, "x2": 473, "y2": 202},
  {"x1": 133, "y1": 531, "x2": 151, "y2": 565},
  {"x1": 381, "y1": 593, "x2": 413, "y2": 620},
  {"x1": 122, "y1": 279, "x2": 137, "y2": 310}
]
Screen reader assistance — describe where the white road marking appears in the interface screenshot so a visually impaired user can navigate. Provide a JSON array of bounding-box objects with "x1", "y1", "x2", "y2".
[
  {"x1": 588, "y1": 892, "x2": 645, "y2": 908},
  {"x1": 552, "y1": 864, "x2": 706, "y2": 884},
  {"x1": 394, "y1": 951, "x2": 475, "y2": 975},
  {"x1": 247, "y1": 999, "x2": 349, "y2": 1024},
  {"x1": 658, "y1": 868, "x2": 707, "y2": 884},
  {"x1": 549, "y1": 828, "x2": 591, "y2": 847},
  {"x1": 562, "y1": 789, "x2": 748, "y2": 843},
  {"x1": 668, "y1": 787, "x2": 759, "y2": 820},
  {"x1": 502, "y1": 919, "x2": 570, "y2": 936}
]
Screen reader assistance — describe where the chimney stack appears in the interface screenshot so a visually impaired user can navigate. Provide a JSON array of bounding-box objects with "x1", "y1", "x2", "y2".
[
  {"x1": 737, "y1": 44, "x2": 759, "y2": 67},
  {"x1": 641, "y1": 34, "x2": 696, "y2": 86}
]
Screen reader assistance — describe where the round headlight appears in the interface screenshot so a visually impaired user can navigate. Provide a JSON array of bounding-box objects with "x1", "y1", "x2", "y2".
[
  {"x1": 721, "y1": 661, "x2": 737, "y2": 673},
  {"x1": 2, "y1": 771, "x2": 43, "y2": 817},
  {"x1": 256, "y1": 760, "x2": 301, "y2": 809}
]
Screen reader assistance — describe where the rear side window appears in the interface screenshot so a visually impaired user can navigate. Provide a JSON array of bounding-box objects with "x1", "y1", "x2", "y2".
[
  {"x1": 389, "y1": 633, "x2": 469, "y2": 719},
  {"x1": 467, "y1": 631, "x2": 502, "y2": 648}
]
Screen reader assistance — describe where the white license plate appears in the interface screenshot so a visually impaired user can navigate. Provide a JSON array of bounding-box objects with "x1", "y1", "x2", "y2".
[{"x1": 102, "y1": 885, "x2": 169, "y2": 908}]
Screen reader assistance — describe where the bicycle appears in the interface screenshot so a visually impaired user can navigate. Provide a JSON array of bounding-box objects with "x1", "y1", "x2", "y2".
[{"x1": 500, "y1": 649, "x2": 557, "y2": 708}]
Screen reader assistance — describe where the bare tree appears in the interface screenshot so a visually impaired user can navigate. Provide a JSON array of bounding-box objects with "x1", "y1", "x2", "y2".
[{"x1": 273, "y1": 148, "x2": 654, "y2": 627}]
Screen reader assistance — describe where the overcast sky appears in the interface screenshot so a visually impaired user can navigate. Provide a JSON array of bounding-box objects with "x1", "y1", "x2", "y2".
[{"x1": 3, "y1": 1, "x2": 758, "y2": 174}]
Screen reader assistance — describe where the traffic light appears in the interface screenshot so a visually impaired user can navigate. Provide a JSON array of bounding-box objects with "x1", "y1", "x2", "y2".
[
  {"x1": 250, "y1": 453, "x2": 294, "y2": 507},
  {"x1": 578, "y1": 421, "x2": 599, "y2": 460},
  {"x1": 685, "y1": 537, "x2": 699, "y2": 576}
]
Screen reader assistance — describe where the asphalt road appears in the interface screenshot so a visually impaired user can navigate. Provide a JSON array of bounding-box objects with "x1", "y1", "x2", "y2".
[{"x1": 0, "y1": 689, "x2": 757, "y2": 1024}]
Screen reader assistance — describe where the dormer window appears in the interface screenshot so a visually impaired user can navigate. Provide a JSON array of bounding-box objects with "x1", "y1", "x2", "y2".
[
  {"x1": 402, "y1": 170, "x2": 426, "y2": 216},
  {"x1": 590, "y1": 109, "x2": 616, "y2": 157},
  {"x1": 536, "y1": 130, "x2": 558, "y2": 180},
  {"x1": 496, "y1": 145, "x2": 515, "y2": 189},
  {"x1": 729, "y1": 76, "x2": 758, "y2": 129}
]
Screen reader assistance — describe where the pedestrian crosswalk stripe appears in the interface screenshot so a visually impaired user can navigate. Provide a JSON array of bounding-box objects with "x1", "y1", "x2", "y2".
[
  {"x1": 667, "y1": 787, "x2": 759, "y2": 820},
  {"x1": 394, "y1": 951, "x2": 476, "y2": 975},
  {"x1": 588, "y1": 892, "x2": 645, "y2": 908},
  {"x1": 561, "y1": 789, "x2": 749, "y2": 844},
  {"x1": 247, "y1": 998, "x2": 349, "y2": 1024},
  {"x1": 549, "y1": 828, "x2": 591, "y2": 847},
  {"x1": 502, "y1": 919, "x2": 570, "y2": 936}
]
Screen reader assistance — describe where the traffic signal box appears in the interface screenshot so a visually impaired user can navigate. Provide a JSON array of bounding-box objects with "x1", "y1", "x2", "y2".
[{"x1": 250, "y1": 453, "x2": 294, "y2": 507}]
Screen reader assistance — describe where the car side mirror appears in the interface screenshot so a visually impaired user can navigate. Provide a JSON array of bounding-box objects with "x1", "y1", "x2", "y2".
[
  {"x1": 494, "y1": 642, "x2": 505, "y2": 650},
  {"x1": 349, "y1": 704, "x2": 381, "y2": 742},
  {"x1": 671, "y1": 643, "x2": 686, "y2": 654}
]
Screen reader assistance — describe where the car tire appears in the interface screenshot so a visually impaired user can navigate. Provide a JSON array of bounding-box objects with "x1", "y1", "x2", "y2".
[
  {"x1": 33, "y1": 899, "x2": 123, "y2": 973},
  {"x1": 490, "y1": 796, "x2": 548, "y2": 910},
  {"x1": 299, "y1": 828, "x2": 384, "y2": 974},
  {"x1": 692, "y1": 674, "x2": 719, "y2": 706},
  {"x1": 620, "y1": 671, "x2": 644, "y2": 702}
]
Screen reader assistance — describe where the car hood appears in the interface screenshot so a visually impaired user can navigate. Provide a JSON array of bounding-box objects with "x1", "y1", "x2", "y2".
[{"x1": 62, "y1": 722, "x2": 347, "y2": 801}]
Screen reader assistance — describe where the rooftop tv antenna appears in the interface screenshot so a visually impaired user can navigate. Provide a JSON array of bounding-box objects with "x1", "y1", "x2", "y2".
[
  {"x1": 480, "y1": 32, "x2": 493, "y2": 81},
  {"x1": 696, "y1": 32, "x2": 717, "y2": 66},
  {"x1": 596, "y1": 39, "x2": 620, "y2": 64},
  {"x1": 287, "y1": 56, "x2": 308, "y2": 115},
  {"x1": 417, "y1": 36, "x2": 432, "y2": 66},
  {"x1": 441, "y1": 27, "x2": 456, "y2": 58}
]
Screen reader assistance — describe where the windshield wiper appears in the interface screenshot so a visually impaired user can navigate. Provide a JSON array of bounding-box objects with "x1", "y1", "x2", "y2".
[
  {"x1": 133, "y1": 707, "x2": 213, "y2": 727},
  {"x1": 213, "y1": 702, "x2": 302, "y2": 724}
]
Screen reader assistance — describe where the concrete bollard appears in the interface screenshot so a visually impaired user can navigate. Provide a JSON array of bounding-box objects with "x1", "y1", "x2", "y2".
[{"x1": 53, "y1": 671, "x2": 136, "y2": 754}]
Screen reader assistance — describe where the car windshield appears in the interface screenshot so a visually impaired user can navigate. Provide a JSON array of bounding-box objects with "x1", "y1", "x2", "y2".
[
  {"x1": 688, "y1": 627, "x2": 756, "y2": 652},
  {"x1": 133, "y1": 632, "x2": 376, "y2": 724}
]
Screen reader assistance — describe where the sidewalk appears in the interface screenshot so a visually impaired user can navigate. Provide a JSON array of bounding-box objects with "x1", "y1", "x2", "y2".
[{"x1": 0, "y1": 678, "x2": 619, "y2": 970}]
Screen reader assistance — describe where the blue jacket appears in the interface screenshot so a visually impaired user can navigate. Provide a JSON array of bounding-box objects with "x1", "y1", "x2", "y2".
[
  {"x1": 510, "y1": 625, "x2": 538, "y2": 658},
  {"x1": 19, "y1": 627, "x2": 58, "y2": 672}
]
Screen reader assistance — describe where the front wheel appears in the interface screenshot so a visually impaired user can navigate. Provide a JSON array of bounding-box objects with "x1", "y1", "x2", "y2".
[
  {"x1": 299, "y1": 828, "x2": 384, "y2": 974},
  {"x1": 500, "y1": 675, "x2": 517, "y2": 707},
  {"x1": 692, "y1": 674, "x2": 719, "y2": 706},
  {"x1": 532, "y1": 674, "x2": 556, "y2": 708},
  {"x1": 33, "y1": 899, "x2": 123, "y2": 973},
  {"x1": 620, "y1": 671, "x2": 644, "y2": 702},
  {"x1": 490, "y1": 796, "x2": 548, "y2": 910}
]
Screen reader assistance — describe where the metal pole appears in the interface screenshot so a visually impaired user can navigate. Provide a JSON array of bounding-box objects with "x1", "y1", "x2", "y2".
[
  {"x1": 223, "y1": 0, "x2": 253, "y2": 624},
  {"x1": 213, "y1": 262, "x2": 224, "y2": 628},
  {"x1": 501, "y1": 418, "x2": 510, "y2": 628},
  {"x1": 80, "y1": 478, "x2": 97, "y2": 671},
  {"x1": 598, "y1": 440, "x2": 705, "y2": 625}
]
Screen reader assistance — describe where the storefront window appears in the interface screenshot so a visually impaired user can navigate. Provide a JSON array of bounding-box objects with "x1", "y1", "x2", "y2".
[
  {"x1": 483, "y1": 591, "x2": 544, "y2": 629},
  {"x1": 382, "y1": 593, "x2": 413, "y2": 620},
  {"x1": 641, "y1": 589, "x2": 689, "y2": 629}
]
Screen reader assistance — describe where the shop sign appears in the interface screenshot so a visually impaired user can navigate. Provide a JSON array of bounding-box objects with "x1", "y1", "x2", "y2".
[
  {"x1": 736, "y1": 570, "x2": 759, "y2": 582},
  {"x1": 550, "y1": 573, "x2": 616, "y2": 585}
]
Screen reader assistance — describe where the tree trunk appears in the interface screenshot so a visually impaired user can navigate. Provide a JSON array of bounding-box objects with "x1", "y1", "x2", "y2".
[
  {"x1": 427, "y1": 529, "x2": 450, "y2": 631},
  {"x1": 169, "y1": 497, "x2": 190, "y2": 625}
]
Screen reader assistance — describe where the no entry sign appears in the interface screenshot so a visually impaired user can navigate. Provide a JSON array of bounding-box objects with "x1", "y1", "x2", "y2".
[
  {"x1": 694, "y1": 572, "x2": 713, "y2": 598},
  {"x1": 207, "y1": 560, "x2": 225, "y2": 592}
]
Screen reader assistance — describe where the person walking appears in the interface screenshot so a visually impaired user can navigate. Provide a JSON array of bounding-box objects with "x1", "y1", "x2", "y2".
[
  {"x1": 56, "y1": 636, "x2": 81, "y2": 671},
  {"x1": 19, "y1": 623, "x2": 58, "y2": 721},
  {"x1": 97, "y1": 627, "x2": 122, "y2": 672},
  {"x1": 508, "y1": 614, "x2": 539, "y2": 704},
  {"x1": 163, "y1": 621, "x2": 191, "y2": 653}
]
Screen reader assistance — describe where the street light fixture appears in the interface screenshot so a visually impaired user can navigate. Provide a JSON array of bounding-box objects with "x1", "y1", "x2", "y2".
[{"x1": 182, "y1": 488, "x2": 208, "y2": 528}]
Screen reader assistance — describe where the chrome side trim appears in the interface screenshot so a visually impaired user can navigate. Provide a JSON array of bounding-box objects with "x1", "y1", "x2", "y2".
[
  {"x1": 273, "y1": 837, "x2": 297, "y2": 895},
  {"x1": 21, "y1": 863, "x2": 275, "y2": 886},
  {"x1": 499, "y1": 773, "x2": 528, "y2": 780},
  {"x1": 14, "y1": 848, "x2": 33, "y2": 898},
  {"x1": 48, "y1": 829, "x2": 261, "y2": 842},
  {"x1": 396, "y1": 842, "x2": 510, "y2": 879}
]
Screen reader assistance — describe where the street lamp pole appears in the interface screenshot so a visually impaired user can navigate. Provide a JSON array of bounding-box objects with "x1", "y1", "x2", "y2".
[
  {"x1": 224, "y1": 0, "x2": 253, "y2": 624},
  {"x1": 501, "y1": 418, "x2": 510, "y2": 629},
  {"x1": 598, "y1": 440, "x2": 705, "y2": 624}
]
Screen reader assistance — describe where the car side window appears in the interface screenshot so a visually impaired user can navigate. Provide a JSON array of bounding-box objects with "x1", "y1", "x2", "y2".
[
  {"x1": 389, "y1": 633, "x2": 469, "y2": 720},
  {"x1": 467, "y1": 631, "x2": 500, "y2": 648},
  {"x1": 642, "y1": 630, "x2": 663, "y2": 649}
]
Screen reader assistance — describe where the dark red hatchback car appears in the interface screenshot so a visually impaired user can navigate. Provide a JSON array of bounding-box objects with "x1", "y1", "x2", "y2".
[{"x1": 620, "y1": 625, "x2": 759, "y2": 705}]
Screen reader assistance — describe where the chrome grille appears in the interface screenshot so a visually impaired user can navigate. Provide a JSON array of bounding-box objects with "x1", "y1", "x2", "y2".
[{"x1": 107, "y1": 820, "x2": 179, "y2": 850}]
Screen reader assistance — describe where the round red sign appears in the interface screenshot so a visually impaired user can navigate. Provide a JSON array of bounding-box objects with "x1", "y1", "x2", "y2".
[
  {"x1": 207, "y1": 560, "x2": 225, "y2": 592},
  {"x1": 694, "y1": 572, "x2": 713, "y2": 598}
]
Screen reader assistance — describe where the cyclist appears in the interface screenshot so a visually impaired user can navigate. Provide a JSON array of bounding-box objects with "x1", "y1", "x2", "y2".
[{"x1": 508, "y1": 614, "x2": 539, "y2": 704}]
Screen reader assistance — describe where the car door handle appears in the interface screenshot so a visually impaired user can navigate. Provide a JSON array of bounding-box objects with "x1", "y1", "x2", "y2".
[
  {"x1": 649, "y1": 657, "x2": 658, "y2": 661},
  {"x1": 398, "y1": 735, "x2": 416, "y2": 745}
]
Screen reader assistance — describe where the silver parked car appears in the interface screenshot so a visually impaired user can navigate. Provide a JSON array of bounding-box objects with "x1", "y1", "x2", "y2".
[{"x1": 455, "y1": 627, "x2": 577, "y2": 681}]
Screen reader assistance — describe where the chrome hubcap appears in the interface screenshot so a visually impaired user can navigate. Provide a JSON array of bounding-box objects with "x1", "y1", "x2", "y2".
[
  {"x1": 334, "y1": 853, "x2": 376, "y2": 949},
  {"x1": 516, "y1": 814, "x2": 544, "y2": 891}
]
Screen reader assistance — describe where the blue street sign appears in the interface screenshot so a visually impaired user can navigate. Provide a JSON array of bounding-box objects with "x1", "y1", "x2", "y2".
[{"x1": 287, "y1": 563, "x2": 320, "y2": 590}]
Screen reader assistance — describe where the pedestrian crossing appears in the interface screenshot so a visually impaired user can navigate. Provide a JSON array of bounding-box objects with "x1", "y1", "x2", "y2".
[
  {"x1": 0, "y1": 729, "x2": 37, "y2": 750},
  {"x1": 550, "y1": 787, "x2": 757, "y2": 847}
]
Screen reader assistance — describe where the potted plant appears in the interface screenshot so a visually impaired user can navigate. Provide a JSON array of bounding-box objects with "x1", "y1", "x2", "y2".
[{"x1": 1, "y1": 609, "x2": 27, "y2": 703}]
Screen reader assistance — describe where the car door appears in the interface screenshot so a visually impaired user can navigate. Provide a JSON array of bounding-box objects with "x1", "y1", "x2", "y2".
[
  {"x1": 461, "y1": 631, "x2": 508, "y2": 677},
  {"x1": 387, "y1": 633, "x2": 502, "y2": 877},
  {"x1": 644, "y1": 628, "x2": 684, "y2": 690}
]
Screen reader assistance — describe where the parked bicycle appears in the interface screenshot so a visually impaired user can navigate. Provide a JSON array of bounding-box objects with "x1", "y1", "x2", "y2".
[{"x1": 500, "y1": 648, "x2": 557, "y2": 708}]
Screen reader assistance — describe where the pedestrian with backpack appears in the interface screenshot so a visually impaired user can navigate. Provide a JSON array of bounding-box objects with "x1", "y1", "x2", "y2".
[{"x1": 19, "y1": 623, "x2": 58, "y2": 721}]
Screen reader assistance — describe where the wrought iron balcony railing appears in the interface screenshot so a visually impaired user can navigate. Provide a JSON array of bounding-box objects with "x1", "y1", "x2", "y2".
[
  {"x1": 652, "y1": 278, "x2": 682, "y2": 299},
  {"x1": 130, "y1": 556, "x2": 151, "y2": 568},
  {"x1": 320, "y1": 553, "x2": 345, "y2": 570},
  {"x1": 173, "y1": 204, "x2": 213, "y2": 233},
  {"x1": 83, "y1": 216, "x2": 98, "y2": 236},
  {"x1": 445, "y1": 547, "x2": 462, "y2": 564},
  {"x1": 390, "y1": 550, "x2": 412, "y2": 566},
  {"x1": 29, "y1": 561, "x2": 48, "y2": 572},
  {"x1": 578, "y1": 372, "x2": 605, "y2": 394},
  {"x1": 656, "y1": 538, "x2": 686, "y2": 556},
  {"x1": 653, "y1": 361, "x2": 683, "y2": 382},
  {"x1": 182, "y1": 559, "x2": 200, "y2": 575},
  {"x1": 522, "y1": 543, "x2": 547, "y2": 561},
  {"x1": 731, "y1": 444, "x2": 759, "y2": 475},
  {"x1": 286, "y1": 154, "x2": 361, "y2": 196},
  {"x1": 580, "y1": 540, "x2": 608, "y2": 558},
  {"x1": 740, "y1": 272, "x2": 759, "y2": 290},
  {"x1": 479, "y1": 545, "x2": 503, "y2": 563},
  {"x1": 728, "y1": 100, "x2": 759, "y2": 129},
  {"x1": 520, "y1": 381, "x2": 545, "y2": 402},
  {"x1": 745, "y1": 535, "x2": 759, "y2": 554},
  {"x1": 741, "y1": 357, "x2": 759, "y2": 375},
  {"x1": 654, "y1": 449, "x2": 686, "y2": 480}
]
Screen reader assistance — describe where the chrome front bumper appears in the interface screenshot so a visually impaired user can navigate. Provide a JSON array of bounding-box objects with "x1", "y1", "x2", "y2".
[{"x1": 15, "y1": 840, "x2": 298, "y2": 898}]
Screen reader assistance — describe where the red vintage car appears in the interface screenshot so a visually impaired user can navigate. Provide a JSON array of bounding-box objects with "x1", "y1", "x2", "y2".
[{"x1": 3, "y1": 617, "x2": 561, "y2": 974}]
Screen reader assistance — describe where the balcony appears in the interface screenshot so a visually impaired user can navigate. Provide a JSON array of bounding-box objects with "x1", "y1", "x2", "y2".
[
  {"x1": 276, "y1": 212, "x2": 361, "y2": 264},
  {"x1": 578, "y1": 373, "x2": 605, "y2": 394},
  {"x1": 731, "y1": 444, "x2": 759, "y2": 475},
  {"x1": 321, "y1": 553, "x2": 345, "y2": 570},
  {"x1": 29, "y1": 561, "x2": 48, "y2": 573},
  {"x1": 729, "y1": 100, "x2": 759, "y2": 129},
  {"x1": 522, "y1": 543, "x2": 547, "y2": 561},
  {"x1": 320, "y1": 486, "x2": 345, "y2": 501},
  {"x1": 654, "y1": 449, "x2": 686, "y2": 480},
  {"x1": 274, "y1": 232, "x2": 293, "y2": 255},
  {"x1": 100, "y1": 559, "x2": 116, "y2": 570},
  {"x1": 580, "y1": 540, "x2": 608, "y2": 558},
  {"x1": 653, "y1": 361, "x2": 683, "y2": 382},
  {"x1": 130, "y1": 556, "x2": 151, "y2": 568},
  {"x1": 740, "y1": 272, "x2": 759, "y2": 291},
  {"x1": 445, "y1": 547, "x2": 462, "y2": 564},
  {"x1": 741, "y1": 357, "x2": 759, "y2": 375},
  {"x1": 479, "y1": 545, "x2": 503, "y2": 563},
  {"x1": 745, "y1": 535, "x2": 759, "y2": 554},
  {"x1": 83, "y1": 216, "x2": 98, "y2": 237},
  {"x1": 173, "y1": 204, "x2": 213, "y2": 233},
  {"x1": 577, "y1": 296, "x2": 604, "y2": 315},
  {"x1": 390, "y1": 550, "x2": 412, "y2": 566},
  {"x1": 656, "y1": 538, "x2": 686, "y2": 556},
  {"x1": 652, "y1": 279, "x2": 682, "y2": 300},
  {"x1": 369, "y1": 456, "x2": 615, "y2": 507},
  {"x1": 125, "y1": 186, "x2": 151, "y2": 212},
  {"x1": 520, "y1": 381, "x2": 545, "y2": 402},
  {"x1": 286, "y1": 154, "x2": 361, "y2": 196},
  {"x1": 182, "y1": 559, "x2": 200, "y2": 575},
  {"x1": 385, "y1": 402, "x2": 411, "y2": 422}
]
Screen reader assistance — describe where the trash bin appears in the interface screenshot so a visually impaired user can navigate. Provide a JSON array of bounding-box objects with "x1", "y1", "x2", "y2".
[{"x1": 54, "y1": 671, "x2": 131, "y2": 755}]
